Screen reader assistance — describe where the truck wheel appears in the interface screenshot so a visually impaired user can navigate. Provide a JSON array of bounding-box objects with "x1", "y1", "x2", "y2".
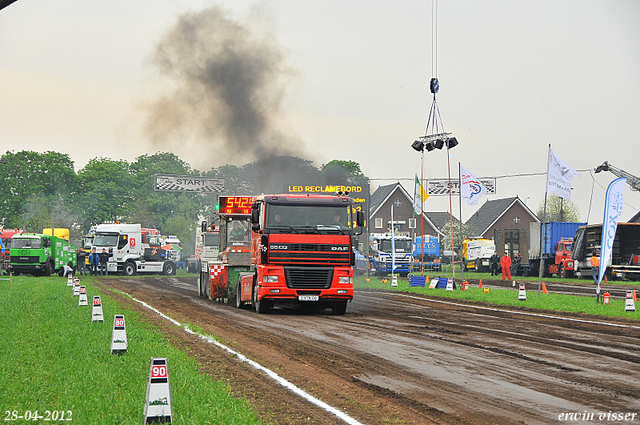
[
  {"x1": 124, "y1": 261, "x2": 136, "y2": 276},
  {"x1": 331, "y1": 300, "x2": 348, "y2": 315},
  {"x1": 163, "y1": 262, "x2": 176, "y2": 276},
  {"x1": 253, "y1": 283, "x2": 270, "y2": 314},
  {"x1": 559, "y1": 264, "x2": 573, "y2": 279},
  {"x1": 235, "y1": 279, "x2": 247, "y2": 309},
  {"x1": 44, "y1": 260, "x2": 52, "y2": 277}
]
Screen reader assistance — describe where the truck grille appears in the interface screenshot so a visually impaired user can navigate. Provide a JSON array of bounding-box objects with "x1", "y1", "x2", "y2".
[
  {"x1": 269, "y1": 243, "x2": 350, "y2": 266},
  {"x1": 284, "y1": 266, "x2": 333, "y2": 289},
  {"x1": 10, "y1": 256, "x2": 39, "y2": 263}
]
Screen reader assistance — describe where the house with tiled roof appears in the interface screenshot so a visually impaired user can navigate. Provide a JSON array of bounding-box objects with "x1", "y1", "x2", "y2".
[
  {"x1": 465, "y1": 196, "x2": 539, "y2": 259},
  {"x1": 369, "y1": 183, "x2": 459, "y2": 238},
  {"x1": 465, "y1": 196, "x2": 539, "y2": 238}
]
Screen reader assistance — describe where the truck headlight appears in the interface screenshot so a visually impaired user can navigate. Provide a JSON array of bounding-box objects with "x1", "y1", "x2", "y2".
[
  {"x1": 338, "y1": 277, "x2": 352, "y2": 284},
  {"x1": 263, "y1": 275, "x2": 278, "y2": 283}
]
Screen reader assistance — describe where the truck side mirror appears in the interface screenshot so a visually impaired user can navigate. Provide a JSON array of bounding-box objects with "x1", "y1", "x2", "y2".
[
  {"x1": 356, "y1": 210, "x2": 365, "y2": 227},
  {"x1": 201, "y1": 221, "x2": 207, "y2": 232},
  {"x1": 251, "y1": 209, "x2": 260, "y2": 224}
]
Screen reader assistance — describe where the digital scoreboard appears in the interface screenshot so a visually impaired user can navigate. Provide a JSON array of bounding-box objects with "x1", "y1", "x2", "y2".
[{"x1": 218, "y1": 196, "x2": 253, "y2": 215}]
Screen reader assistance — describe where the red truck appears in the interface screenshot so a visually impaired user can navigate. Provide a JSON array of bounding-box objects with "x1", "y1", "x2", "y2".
[
  {"x1": 0, "y1": 228, "x2": 24, "y2": 273},
  {"x1": 201, "y1": 194, "x2": 364, "y2": 315}
]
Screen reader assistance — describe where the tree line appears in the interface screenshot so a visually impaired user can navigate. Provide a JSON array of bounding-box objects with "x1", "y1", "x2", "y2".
[{"x1": 0, "y1": 151, "x2": 368, "y2": 255}]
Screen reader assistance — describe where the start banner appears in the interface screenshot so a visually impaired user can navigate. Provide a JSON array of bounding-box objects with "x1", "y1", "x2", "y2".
[{"x1": 155, "y1": 175, "x2": 224, "y2": 193}]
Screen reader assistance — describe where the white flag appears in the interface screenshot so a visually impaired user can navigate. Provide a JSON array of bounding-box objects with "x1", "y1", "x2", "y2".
[
  {"x1": 460, "y1": 165, "x2": 486, "y2": 206},
  {"x1": 546, "y1": 148, "x2": 579, "y2": 200},
  {"x1": 598, "y1": 177, "x2": 627, "y2": 284}
]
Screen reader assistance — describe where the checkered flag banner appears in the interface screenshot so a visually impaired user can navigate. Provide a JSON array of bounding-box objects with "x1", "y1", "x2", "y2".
[
  {"x1": 427, "y1": 179, "x2": 496, "y2": 196},
  {"x1": 155, "y1": 175, "x2": 225, "y2": 192}
]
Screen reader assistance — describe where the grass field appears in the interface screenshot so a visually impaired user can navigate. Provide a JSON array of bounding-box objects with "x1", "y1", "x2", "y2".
[
  {"x1": 0, "y1": 275, "x2": 262, "y2": 425},
  {"x1": 355, "y1": 275, "x2": 640, "y2": 320}
]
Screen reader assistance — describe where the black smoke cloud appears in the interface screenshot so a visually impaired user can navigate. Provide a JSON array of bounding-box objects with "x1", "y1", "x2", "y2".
[{"x1": 143, "y1": 4, "x2": 307, "y2": 168}]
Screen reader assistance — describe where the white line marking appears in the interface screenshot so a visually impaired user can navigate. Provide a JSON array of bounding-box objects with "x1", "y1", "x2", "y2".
[
  {"x1": 392, "y1": 293, "x2": 640, "y2": 329},
  {"x1": 118, "y1": 291, "x2": 365, "y2": 425}
]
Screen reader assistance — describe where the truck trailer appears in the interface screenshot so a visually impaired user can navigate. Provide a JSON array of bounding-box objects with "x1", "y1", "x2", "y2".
[
  {"x1": 412, "y1": 235, "x2": 441, "y2": 272},
  {"x1": 572, "y1": 223, "x2": 640, "y2": 281},
  {"x1": 528, "y1": 221, "x2": 586, "y2": 278}
]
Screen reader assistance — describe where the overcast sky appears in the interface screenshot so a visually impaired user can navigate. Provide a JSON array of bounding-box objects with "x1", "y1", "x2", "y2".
[{"x1": 1, "y1": 0, "x2": 639, "y2": 223}]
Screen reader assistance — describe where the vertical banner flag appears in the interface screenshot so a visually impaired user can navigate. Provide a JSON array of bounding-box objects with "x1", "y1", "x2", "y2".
[
  {"x1": 598, "y1": 177, "x2": 627, "y2": 284},
  {"x1": 546, "y1": 148, "x2": 579, "y2": 200},
  {"x1": 414, "y1": 175, "x2": 428, "y2": 215},
  {"x1": 390, "y1": 204, "x2": 396, "y2": 275},
  {"x1": 460, "y1": 165, "x2": 486, "y2": 206}
]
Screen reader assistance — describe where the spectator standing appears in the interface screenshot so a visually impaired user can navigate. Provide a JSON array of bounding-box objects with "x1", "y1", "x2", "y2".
[
  {"x1": 590, "y1": 251, "x2": 600, "y2": 284},
  {"x1": 77, "y1": 248, "x2": 87, "y2": 276},
  {"x1": 89, "y1": 247, "x2": 99, "y2": 276},
  {"x1": 501, "y1": 253, "x2": 512, "y2": 280},
  {"x1": 511, "y1": 253, "x2": 522, "y2": 277},
  {"x1": 490, "y1": 251, "x2": 500, "y2": 276},
  {"x1": 99, "y1": 248, "x2": 109, "y2": 276}
]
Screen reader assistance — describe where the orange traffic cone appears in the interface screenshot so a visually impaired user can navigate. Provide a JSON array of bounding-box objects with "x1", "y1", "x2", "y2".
[
  {"x1": 634, "y1": 290, "x2": 637, "y2": 303},
  {"x1": 605, "y1": 275, "x2": 608, "y2": 284},
  {"x1": 542, "y1": 282, "x2": 548, "y2": 294},
  {"x1": 479, "y1": 279, "x2": 483, "y2": 288}
]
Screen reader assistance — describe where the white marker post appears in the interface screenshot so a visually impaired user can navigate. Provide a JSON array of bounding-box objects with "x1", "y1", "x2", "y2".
[
  {"x1": 144, "y1": 357, "x2": 173, "y2": 424},
  {"x1": 625, "y1": 291, "x2": 636, "y2": 312},
  {"x1": 446, "y1": 278, "x2": 454, "y2": 291},
  {"x1": 67, "y1": 275, "x2": 73, "y2": 286},
  {"x1": 78, "y1": 286, "x2": 88, "y2": 306},
  {"x1": 73, "y1": 280, "x2": 80, "y2": 296},
  {"x1": 518, "y1": 283, "x2": 527, "y2": 301},
  {"x1": 111, "y1": 315, "x2": 128, "y2": 354},
  {"x1": 92, "y1": 296, "x2": 104, "y2": 322}
]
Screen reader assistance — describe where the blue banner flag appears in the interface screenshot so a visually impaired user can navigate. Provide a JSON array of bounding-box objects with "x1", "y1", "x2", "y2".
[{"x1": 599, "y1": 177, "x2": 627, "y2": 284}]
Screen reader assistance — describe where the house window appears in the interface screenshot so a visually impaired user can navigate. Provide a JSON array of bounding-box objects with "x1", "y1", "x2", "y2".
[
  {"x1": 409, "y1": 218, "x2": 416, "y2": 229},
  {"x1": 514, "y1": 216, "x2": 520, "y2": 224},
  {"x1": 375, "y1": 218, "x2": 383, "y2": 228}
]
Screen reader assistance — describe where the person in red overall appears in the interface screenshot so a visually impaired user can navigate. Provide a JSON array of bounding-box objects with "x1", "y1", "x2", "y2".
[{"x1": 501, "y1": 253, "x2": 512, "y2": 280}]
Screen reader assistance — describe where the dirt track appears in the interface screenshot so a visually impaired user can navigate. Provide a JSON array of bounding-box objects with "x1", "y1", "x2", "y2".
[{"x1": 95, "y1": 276, "x2": 640, "y2": 425}]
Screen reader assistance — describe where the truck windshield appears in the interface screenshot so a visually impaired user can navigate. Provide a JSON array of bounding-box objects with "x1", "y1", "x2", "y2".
[
  {"x1": 12, "y1": 238, "x2": 42, "y2": 249},
  {"x1": 379, "y1": 239, "x2": 412, "y2": 253},
  {"x1": 266, "y1": 205, "x2": 352, "y2": 234},
  {"x1": 203, "y1": 233, "x2": 219, "y2": 246},
  {"x1": 93, "y1": 234, "x2": 118, "y2": 247}
]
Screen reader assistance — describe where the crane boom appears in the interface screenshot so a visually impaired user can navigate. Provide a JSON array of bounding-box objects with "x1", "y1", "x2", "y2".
[{"x1": 594, "y1": 161, "x2": 640, "y2": 191}]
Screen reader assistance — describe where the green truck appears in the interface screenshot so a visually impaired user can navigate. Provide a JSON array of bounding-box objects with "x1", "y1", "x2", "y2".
[{"x1": 8, "y1": 233, "x2": 77, "y2": 276}]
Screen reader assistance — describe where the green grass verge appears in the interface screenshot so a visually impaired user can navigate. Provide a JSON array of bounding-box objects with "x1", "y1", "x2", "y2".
[
  {"x1": 415, "y1": 265, "x2": 640, "y2": 287},
  {"x1": 0, "y1": 275, "x2": 262, "y2": 425},
  {"x1": 356, "y1": 275, "x2": 640, "y2": 320}
]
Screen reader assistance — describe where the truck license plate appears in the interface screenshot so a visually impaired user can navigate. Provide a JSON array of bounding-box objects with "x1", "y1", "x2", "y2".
[{"x1": 298, "y1": 295, "x2": 319, "y2": 302}]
